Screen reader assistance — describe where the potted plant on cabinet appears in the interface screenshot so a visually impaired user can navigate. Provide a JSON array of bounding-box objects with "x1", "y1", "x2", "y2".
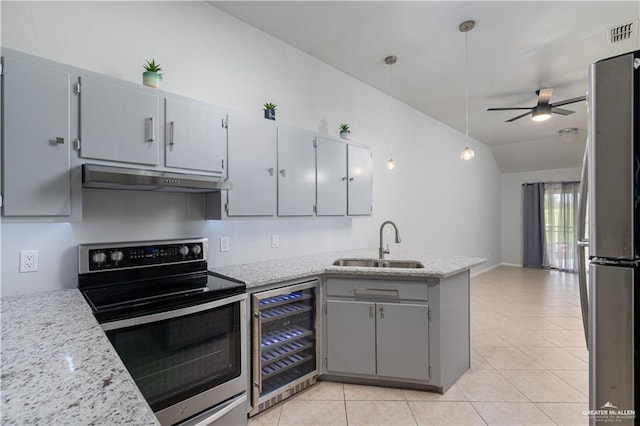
[
  {"x1": 142, "y1": 59, "x2": 163, "y2": 89},
  {"x1": 264, "y1": 102, "x2": 277, "y2": 120},
  {"x1": 339, "y1": 123, "x2": 351, "y2": 140}
]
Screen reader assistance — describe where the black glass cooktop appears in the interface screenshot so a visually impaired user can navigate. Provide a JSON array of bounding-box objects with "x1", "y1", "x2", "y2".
[{"x1": 81, "y1": 271, "x2": 246, "y2": 323}]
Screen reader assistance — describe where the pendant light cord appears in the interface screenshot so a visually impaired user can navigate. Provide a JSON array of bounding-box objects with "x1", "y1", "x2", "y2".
[
  {"x1": 390, "y1": 62, "x2": 394, "y2": 157},
  {"x1": 465, "y1": 30, "x2": 469, "y2": 138}
]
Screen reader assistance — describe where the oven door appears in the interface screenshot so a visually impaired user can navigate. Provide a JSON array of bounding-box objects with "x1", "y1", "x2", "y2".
[{"x1": 102, "y1": 293, "x2": 247, "y2": 426}]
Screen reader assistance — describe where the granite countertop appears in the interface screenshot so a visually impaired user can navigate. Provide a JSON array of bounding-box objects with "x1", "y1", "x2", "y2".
[
  {"x1": 1, "y1": 290, "x2": 159, "y2": 426},
  {"x1": 211, "y1": 248, "x2": 486, "y2": 289},
  {"x1": 0, "y1": 249, "x2": 483, "y2": 425}
]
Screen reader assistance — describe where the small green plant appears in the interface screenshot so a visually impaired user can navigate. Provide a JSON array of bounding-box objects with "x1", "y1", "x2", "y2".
[
  {"x1": 339, "y1": 123, "x2": 350, "y2": 132},
  {"x1": 143, "y1": 59, "x2": 162, "y2": 74},
  {"x1": 264, "y1": 102, "x2": 277, "y2": 110}
]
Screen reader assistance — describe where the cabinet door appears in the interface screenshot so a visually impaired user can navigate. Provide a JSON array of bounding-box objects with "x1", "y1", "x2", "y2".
[
  {"x1": 326, "y1": 300, "x2": 376, "y2": 376},
  {"x1": 277, "y1": 126, "x2": 316, "y2": 216},
  {"x1": 347, "y1": 144, "x2": 373, "y2": 216},
  {"x1": 2, "y1": 56, "x2": 71, "y2": 216},
  {"x1": 316, "y1": 136, "x2": 347, "y2": 216},
  {"x1": 80, "y1": 75, "x2": 159, "y2": 165},
  {"x1": 165, "y1": 98, "x2": 226, "y2": 173},
  {"x1": 226, "y1": 115, "x2": 277, "y2": 216},
  {"x1": 376, "y1": 303, "x2": 430, "y2": 380}
]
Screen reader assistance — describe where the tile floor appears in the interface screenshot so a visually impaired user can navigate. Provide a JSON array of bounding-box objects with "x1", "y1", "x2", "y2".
[{"x1": 249, "y1": 266, "x2": 589, "y2": 425}]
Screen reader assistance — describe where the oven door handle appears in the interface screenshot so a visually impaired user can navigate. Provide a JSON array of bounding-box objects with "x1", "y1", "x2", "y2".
[{"x1": 101, "y1": 293, "x2": 247, "y2": 331}]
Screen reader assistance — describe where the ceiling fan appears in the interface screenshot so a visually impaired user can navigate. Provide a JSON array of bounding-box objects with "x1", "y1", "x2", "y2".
[{"x1": 487, "y1": 88, "x2": 586, "y2": 123}]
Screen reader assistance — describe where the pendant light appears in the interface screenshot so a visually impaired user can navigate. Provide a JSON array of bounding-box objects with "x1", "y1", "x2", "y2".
[
  {"x1": 459, "y1": 20, "x2": 475, "y2": 161},
  {"x1": 385, "y1": 55, "x2": 398, "y2": 170}
]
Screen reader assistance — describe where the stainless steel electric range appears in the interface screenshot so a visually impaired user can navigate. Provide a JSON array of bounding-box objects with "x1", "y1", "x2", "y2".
[{"x1": 78, "y1": 238, "x2": 248, "y2": 426}]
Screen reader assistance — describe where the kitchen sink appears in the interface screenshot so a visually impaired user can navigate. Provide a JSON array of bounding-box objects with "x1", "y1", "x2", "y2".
[{"x1": 332, "y1": 258, "x2": 424, "y2": 269}]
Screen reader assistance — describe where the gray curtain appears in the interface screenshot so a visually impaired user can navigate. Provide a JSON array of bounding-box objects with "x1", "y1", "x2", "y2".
[{"x1": 523, "y1": 183, "x2": 545, "y2": 268}]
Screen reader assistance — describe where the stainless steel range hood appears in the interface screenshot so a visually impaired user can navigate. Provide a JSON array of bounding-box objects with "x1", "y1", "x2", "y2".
[{"x1": 82, "y1": 164, "x2": 232, "y2": 193}]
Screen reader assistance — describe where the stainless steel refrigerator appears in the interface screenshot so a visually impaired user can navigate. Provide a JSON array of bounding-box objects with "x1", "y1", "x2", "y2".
[{"x1": 578, "y1": 50, "x2": 639, "y2": 425}]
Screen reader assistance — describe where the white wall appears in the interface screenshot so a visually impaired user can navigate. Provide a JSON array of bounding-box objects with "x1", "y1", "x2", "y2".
[
  {"x1": 1, "y1": 1, "x2": 502, "y2": 296},
  {"x1": 501, "y1": 167, "x2": 582, "y2": 266}
]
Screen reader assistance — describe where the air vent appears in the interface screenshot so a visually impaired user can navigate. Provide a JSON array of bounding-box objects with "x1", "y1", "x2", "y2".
[{"x1": 608, "y1": 21, "x2": 637, "y2": 44}]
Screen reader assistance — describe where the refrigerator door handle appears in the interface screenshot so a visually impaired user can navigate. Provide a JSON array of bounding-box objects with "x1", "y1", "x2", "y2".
[{"x1": 577, "y1": 143, "x2": 590, "y2": 349}]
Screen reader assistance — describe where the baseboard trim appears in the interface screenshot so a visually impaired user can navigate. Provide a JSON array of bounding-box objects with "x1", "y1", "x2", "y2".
[
  {"x1": 470, "y1": 263, "x2": 501, "y2": 277},
  {"x1": 471, "y1": 262, "x2": 524, "y2": 277}
]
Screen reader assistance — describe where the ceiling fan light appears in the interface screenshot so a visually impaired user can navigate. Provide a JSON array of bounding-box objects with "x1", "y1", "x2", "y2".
[
  {"x1": 460, "y1": 146, "x2": 475, "y2": 161},
  {"x1": 531, "y1": 106, "x2": 552, "y2": 122},
  {"x1": 531, "y1": 112, "x2": 551, "y2": 122}
]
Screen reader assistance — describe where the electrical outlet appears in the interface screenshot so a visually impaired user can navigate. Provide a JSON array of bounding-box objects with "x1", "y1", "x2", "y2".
[
  {"x1": 271, "y1": 234, "x2": 280, "y2": 248},
  {"x1": 20, "y1": 250, "x2": 39, "y2": 272},
  {"x1": 220, "y1": 237, "x2": 230, "y2": 252}
]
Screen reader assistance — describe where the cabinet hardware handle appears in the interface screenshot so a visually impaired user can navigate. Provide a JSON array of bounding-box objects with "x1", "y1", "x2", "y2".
[
  {"x1": 169, "y1": 121, "x2": 175, "y2": 146},
  {"x1": 55, "y1": 137, "x2": 65, "y2": 145},
  {"x1": 353, "y1": 287, "x2": 400, "y2": 297},
  {"x1": 268, "y1": 167, "x2": 274, "y2": 176},
  {"x1": 379, "y1": 306, "x2": 385, "y2": 319},
  {"x1": 368, "y1": 306, "x2": 374, "y2": 318},
  {"x1": 146, "y1": 116, "x2": 155, "y2": 142},
  {"x1": 342, "y1": 177, "x2": 347, "y2": 181},
  {"x1": 349, "y1": 177, "x2": 354, "y2": 181},
  {"x1": 280, "y1": 169, "x2": 286, "y2": 178}
]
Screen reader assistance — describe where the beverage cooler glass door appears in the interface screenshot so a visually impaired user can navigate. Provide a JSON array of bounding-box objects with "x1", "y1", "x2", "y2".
[
  {"x1": 251, "y1": 280, "x2": 320, "y2": 415},
  {"x1": 103, "y1": 294, "x2": 247, "y2": 425}
]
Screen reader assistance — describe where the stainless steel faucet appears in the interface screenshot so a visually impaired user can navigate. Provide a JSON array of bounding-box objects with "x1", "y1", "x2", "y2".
[{"x1": 379, "y1": 221, "x2": 401, "y2": 259}]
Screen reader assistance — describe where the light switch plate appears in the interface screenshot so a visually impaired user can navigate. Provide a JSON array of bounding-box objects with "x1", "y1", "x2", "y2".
[
  {"x1": 220, "y1": 237, "x2": 230, "y2": 252},
  {"x1": 271, "y1": 234, "x2": 280, "y2": 248}
]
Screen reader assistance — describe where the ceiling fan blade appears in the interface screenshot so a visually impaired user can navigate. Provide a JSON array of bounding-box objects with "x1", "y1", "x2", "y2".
[
  {"x1": 550, "y1": 96, "x2": 586, "y2": 107},
  {"x1": 505, "y1": 111, "x2": 533, "y2": 122},
  {"x1": 551, "y1": 107, "x2": 575, "y2": 116},
  {"x1": 487, "y1": 107, "x2": 533, "y2": 111},
  {"x1": 537, "y1": 88, "x2": 553, "y2": 105}
]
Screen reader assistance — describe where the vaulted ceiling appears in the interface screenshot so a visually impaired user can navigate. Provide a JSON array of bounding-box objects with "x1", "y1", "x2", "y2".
[{"x1": 212, "y1": 1, "x2": 639, "y2": 173}]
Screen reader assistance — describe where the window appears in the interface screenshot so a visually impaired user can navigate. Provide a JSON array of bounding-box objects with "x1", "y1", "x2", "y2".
[{"x1": 542, "y1": 182, "x2": 580, "y2": 272}]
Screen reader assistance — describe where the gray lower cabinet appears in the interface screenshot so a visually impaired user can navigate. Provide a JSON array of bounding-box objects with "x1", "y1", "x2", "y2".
[
  {"x1": 165, "y1": 96, "x2": 226, "y2": 173},
  {"x1": 325, "y1": 283, "x2": 430, "y2": 382},
  {"x1": 79, "y1": 74, "x2": 160, "y2": 166},
  {"x1": 326, "y1": 300, "x2": 376, "y2": 375},
  {"x1": 376, "y1": 302, "x2": 430, "y2": 380},
  {"x1": 2, "y1": 54, "x2": 72, "y2": 216}
]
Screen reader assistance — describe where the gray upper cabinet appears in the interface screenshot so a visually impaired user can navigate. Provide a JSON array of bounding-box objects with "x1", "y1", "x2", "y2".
[
  {"x1": 79, "y1": 75, "x2": 160, "y2": 165},
  {"x1": 347, "y1": 144, "x2": 373, "y2": 216},
  {"x1": 165, "y1": 96, "x2": 226, "y2": 173},
  {"x1": 226, "y1": 115, "x2": 277, "y2": 217},
  {"x1": 277, "y1": 125, "x2": 316, "y2": 216},
  {"x1": 2, "y1": 55, "x2": 71, "y2": 216},
  {"x1": 316, "y1": 136, "x2": 347, "y2": 216}
]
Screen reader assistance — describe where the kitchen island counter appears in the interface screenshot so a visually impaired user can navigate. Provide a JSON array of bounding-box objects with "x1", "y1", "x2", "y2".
[
  {"x1": 0, "y1": 289, "x2": 159, "y2": 426},
  {"x1": 210, "y1": 248, "x2": 485, "y2": 289}
]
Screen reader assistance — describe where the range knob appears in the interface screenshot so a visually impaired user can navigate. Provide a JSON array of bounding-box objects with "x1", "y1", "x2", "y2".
[
  {"x1": 179, "y1": 245, "x2": 190, "y2": 256},
  {"x1": 92, "y1": 251, "x2": 107, "y2": 264},
  {"x1": 110, "y1": 250, "x2": 124, "y2": 263},
  {"x1": 191, "y1": 245, "x2": 202, "y2": 256}
]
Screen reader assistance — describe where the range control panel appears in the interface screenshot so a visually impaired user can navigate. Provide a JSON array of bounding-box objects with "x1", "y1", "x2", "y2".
[{"x1": 79, "y1": 239, "x2": 207, "y2": 272}]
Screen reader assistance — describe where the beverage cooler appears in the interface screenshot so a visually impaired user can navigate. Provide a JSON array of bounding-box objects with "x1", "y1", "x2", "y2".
[{"x1": 250, "y1": 280, "x2": 320, "y2": 416}]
